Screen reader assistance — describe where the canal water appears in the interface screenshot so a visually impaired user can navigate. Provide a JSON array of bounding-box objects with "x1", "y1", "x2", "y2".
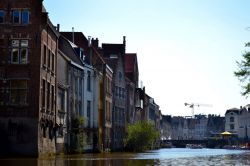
[{"x1": 1, "y1": 148, "x2": 250, "y2": 166}]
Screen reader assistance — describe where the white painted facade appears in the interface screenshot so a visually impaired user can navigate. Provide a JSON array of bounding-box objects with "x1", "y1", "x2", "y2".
[
  {"x1": 238, "y1": 105, "x2": 250, "y2": 140},
  {"x1": 225, "y1": 109, "x2": 240, "y2": 134}
]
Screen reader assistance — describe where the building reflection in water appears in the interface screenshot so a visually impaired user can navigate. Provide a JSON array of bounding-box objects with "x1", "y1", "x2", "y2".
[
  {"x1": 1, "y1": 150, "x2": 250, "y2": 166},
  {"x1": 0, "y1": 158, "x2": 158, "y2": 166}
]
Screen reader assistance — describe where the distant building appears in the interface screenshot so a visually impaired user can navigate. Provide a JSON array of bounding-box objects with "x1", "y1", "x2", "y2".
[
  {"x1": 171, "y1": 116, "x2": 185, "y2": 140},
  {"x1": 206, "y1": 114, "x2": 225, "y2": 138},
  {"x1": 237, "y1": 105, "x2": 250, "y2": 140},
  {"x1": 194, "y1": 115, "x2": 208, "y2": 140},
  {"x1": 225, "y1": 108, "x2": 240, "y2": 134},
  {"x1": 160, "y1": 115, "x2": 172, "y2": 140},
  {"x1": 124, "y1": 53, "x2": 139, "y2": 124},
  {"x1": 170, "y1": 114, "x2": 225, "y2": 140},
  {"x1": 101, "y1": 37, "x2": 127, "y2": 151}
]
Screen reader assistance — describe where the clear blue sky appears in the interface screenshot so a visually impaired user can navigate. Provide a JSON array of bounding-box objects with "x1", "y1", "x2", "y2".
[{"x1": 44, "y1": 0, "x2": 250, "y2": 116}]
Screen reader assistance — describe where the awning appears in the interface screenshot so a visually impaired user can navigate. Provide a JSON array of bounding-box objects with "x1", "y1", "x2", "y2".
[{"x1": 220, "y1": 131, "x2": 232, "y2": 135}]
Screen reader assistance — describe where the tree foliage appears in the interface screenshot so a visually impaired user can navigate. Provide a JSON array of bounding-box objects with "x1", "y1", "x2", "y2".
[
  {"x1": 234, "y1": 43, "x2": 250, "y2": 96},
  {"x1": 70, "y1": 117, "x2": 86, "y2": 153},
  {"x1": 126, "y1": 121, "x2": 160, "y2": 152}
]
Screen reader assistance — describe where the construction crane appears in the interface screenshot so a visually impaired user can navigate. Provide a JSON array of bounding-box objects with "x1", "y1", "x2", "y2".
[{"x1": 184, "y1": 103, "x2": 212, "y2": 117}]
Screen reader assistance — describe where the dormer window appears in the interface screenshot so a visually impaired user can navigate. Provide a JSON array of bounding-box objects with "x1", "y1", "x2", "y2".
[
  {"x1": 79, "y1": 48, "x2": 85, "y2": 61},
  {"x1": 12, "y1": 9, "x2": 30, "y2": 24},
  {"x1": 110, "y1": 54, "x2": 118, "y2": 59},
  {"x1": 0, "y1": 10, "x2": 4, "y2": 23}
]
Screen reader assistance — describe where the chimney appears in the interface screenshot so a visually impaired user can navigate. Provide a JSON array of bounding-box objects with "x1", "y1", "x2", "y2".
[
  {"x1": 91, "y1": 38, "x2": 99, "y2": 48},
  {"x1": 57, "y1": 24, "x2": 60, "y2": 31},
  {"x1": 123, "y1": 36, "x2": 126, "y2": 46},
  {"x1": 72, "y1": 27, "x2": 75, "y2": 43},
  {"x1": 88, "y1": 36, "x2": 91, "y2": 47},
  {"x1": 123, "y1": 36, "x2": 126, "y2": 54}
]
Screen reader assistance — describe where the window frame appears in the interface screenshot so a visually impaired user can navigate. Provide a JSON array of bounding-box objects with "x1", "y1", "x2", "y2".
[
  {"x1": 0, "y1": 10, "x2": 5, "y2": 24},
  {"x1": 12, "y1": 10, "x2": 21, "y2": 24},
  {"x1": 11, "y1": 39, "x2": 29, "y2": 64},
  {"x1": 21, "y1": 10, "x2": 29, "y2": 24},
  {"x1": 9, "y1": 80, "x2": 28, "y2": 105},
  {"x1": 12, "y1": 9, "x2": 30, "y2": 25},
  {"x1": 229, "y1": 117, "x2": 234, "y2": 123},
  {"x1": 87, "y1": 71, "x2": 91, "y2": 91},
  {"x1": 87, "y1": 100, "x2": 91, "y2": 127},
  {"x1": 230, "y1": 124, "x2": 235, "y2": 130}
]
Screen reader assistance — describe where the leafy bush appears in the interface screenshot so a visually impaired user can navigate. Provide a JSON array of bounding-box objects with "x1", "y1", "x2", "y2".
[{"x1": 126, "y1": 121, "x2": 160, "y2": 152}]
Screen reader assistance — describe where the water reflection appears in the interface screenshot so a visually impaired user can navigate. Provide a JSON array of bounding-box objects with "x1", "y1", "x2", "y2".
[{"x1": 1, "y1": 149, "x2": 250, "y2": 166}]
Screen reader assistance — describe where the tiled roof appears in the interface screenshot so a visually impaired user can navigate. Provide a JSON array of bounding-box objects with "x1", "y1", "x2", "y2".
[
  {"x1": 60, "y1": 32, "x2": 89, "y2": 49},
  {"x1": 225, "y1": 108, "x2": 240, "y2": 115},
  {"x1": 102, "y1": 43, "x2": 125, "y2": 57},
  {"x1": 125, "y1": 53, "x2": 138, "y2": 83},
  {"x1": 59, "y1": 36, "x2": 83, "y2": 67},
  {"x1": 61, "y1": 32, "x2": 91, "y2": 64},
  {"x1": 125, "y1": 53, "x2": 136, "y2": 73},
  {"x1": 104, "y1": 58, "x2": 118, "y2": 72},
  {"x1": 92, "y1": 46, "x2": 105, "y2": 64}
]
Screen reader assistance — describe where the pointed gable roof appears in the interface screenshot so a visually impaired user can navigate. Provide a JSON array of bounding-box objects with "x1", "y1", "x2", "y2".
[
  {"x1": 102, "y1": 43, "x2": 125, "y2": 58},
  {"x1": 125, "y1": 53, "x2": 137, "y2": 72},
  {"x1": 60, "y1": 32, "x2": 92, "y2": 64},
  {"x1": 101, "y1": 40, "x2": 126, "y2": 74},
  {"x1": 58, "y1": 36, "x2": 83, "y2": 68},
  {"x1": 125, "y1": 53, "x2": 139, "y2": 83}
]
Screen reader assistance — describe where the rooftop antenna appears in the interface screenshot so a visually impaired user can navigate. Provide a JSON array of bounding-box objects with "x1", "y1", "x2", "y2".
[{"x1": 72, "y1": 27, "x2": 75, "y2": 43}]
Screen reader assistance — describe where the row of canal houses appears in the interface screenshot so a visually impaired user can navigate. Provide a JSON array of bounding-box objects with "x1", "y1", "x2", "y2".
[
  {"x1": 161, "y1": 114, "x2": 225, "y2": 140},
  {"x1": 0, "y1": 0, "x2": 162, "y2": 156}
]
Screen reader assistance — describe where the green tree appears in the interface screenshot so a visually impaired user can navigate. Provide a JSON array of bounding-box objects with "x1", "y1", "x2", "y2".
[
  {"x1": 235, "y1": 43, "x2": 250, "y2": 96},
  {"x1": 71, "y1": 117, "x2": 86, "y2": 153},
  {"x1": 126, "y1": 121, "x2": 160, "y2": 152}
]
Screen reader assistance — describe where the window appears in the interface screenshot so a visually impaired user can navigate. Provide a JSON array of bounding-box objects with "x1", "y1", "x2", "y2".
[
  {"x1": 12, "y1": 10, "x2": 20, "y2": 24},
  {"x1": 0, "y1": 81, "x2": 4, "y2": 105},
  {"x1": 79, "y1": 78, "x2": 82, "y2": 96},
  {"x1": 21, "y1": 10, "x2": 29, "y2": 24},
  {"x1": 0, "y1": 10, "x2": 4, "y2": 23},
  {"x1": 57, "y1": 88, "x2": 65, "y2": 112},
  {"x1": 48, "y1": 50, "x2": 51, "y2": 70},
  {"x1": 52, "y1": 53, "x2": 55, "y2": 72},
  {"x1": 119, "y1": 72, "x2": 122, "y2": 82},
  {"x1": 87, "y1": 71, "x2": 91, "y2": 91},
  {"x1": 51, "y1": 85, "x2": 54, "y2": 113},
  {"x1": 230, "y1": 117, "x2": 234, "y2": 122},
  {"x1": 230, "y1": 124, "x2": 234, "y2": 130},
  {"x1": 10, "y1": 80, "x2": 28, "y2": 105},
  {"x1": 119, "y1": 87, "x2": 121, "y2": 98},
  {"x1": 42, "y1": 79, "x2": 46, "y2": 109},
  {"x1": 87, "y1": 101, "x2": 91, "y2": 127},
  {"x1": 11, "y1": 39, "x2": 28, "y2": 64},
  {"x1": 110, "y1": 54, "x2": 118, "y2": 59},
  {"x1": 12, "y1": 10, "x2": 29, "y2": 24},
  {"x1": 47, "y1": 82, "x2": 50, "y2": 112},
  {"x1": 115, "y1": 86, "x2": 118, "y2": 97},
  {"x1": 43, "y1": 45, "x2": 47, "y2": 66}
]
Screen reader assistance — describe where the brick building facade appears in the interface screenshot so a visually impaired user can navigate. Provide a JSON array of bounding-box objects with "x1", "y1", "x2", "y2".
[{"x1": 0, "y1": 0, "x2": 59, "y2": 156}]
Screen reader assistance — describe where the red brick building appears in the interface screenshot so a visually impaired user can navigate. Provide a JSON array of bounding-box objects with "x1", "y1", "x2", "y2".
[{"x1": 0, "y1": 0, "x2": 59, "y2": 156}]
